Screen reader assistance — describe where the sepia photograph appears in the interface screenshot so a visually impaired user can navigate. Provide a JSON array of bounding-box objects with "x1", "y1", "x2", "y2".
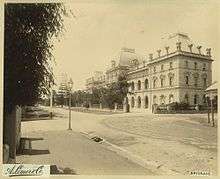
[{"x1": 1, "y1": 0, "x2": 219, "y2": 177}]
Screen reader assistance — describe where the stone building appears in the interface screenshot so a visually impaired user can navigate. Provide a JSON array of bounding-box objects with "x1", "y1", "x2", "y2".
[
  {"x1": 126, "y1": 33, "x2": 213, "y2": 112},
  {"x1": 85, "y1": 47, "x2": 143, "y2": 91},
  {"x1": 85, "y1": 71, "x2": 106, "y2": 92},
  {"x1": 105, "y1": 47, "x2": 143, "y2": 84}
]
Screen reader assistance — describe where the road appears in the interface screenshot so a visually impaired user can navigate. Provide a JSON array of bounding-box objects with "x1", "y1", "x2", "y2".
[{"x1": 18, "y1": 107, "x2": 217, "y2": 175}]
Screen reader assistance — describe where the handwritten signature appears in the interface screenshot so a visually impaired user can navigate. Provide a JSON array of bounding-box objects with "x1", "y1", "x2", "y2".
[{"x1": 4, "y1": 164, "x2": 46, "y2": 176}]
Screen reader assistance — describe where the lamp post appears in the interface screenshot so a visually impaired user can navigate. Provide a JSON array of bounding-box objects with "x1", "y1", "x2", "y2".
[
  {"x1": 68, "y1": 78, "x2": 73, "y2": 130},
  {"x1": 49, "y1": 87, "x2": 53, "y2": 118}
]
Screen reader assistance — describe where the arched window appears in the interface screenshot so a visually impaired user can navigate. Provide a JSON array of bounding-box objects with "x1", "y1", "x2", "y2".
[
  {"x1": 169, "y1": 76, "x2": 173, "y2": 86},
  {"x1": 137, "y1": 96, "x2": 141, "y2": 108},
  {"x1": 184, "y1": 94, "x2": 189, "y2": 104},
  {"x1": 153, "y1": 95, "x2": 157, "y2": 104},
  {"x1": 145, "y1": 79, "x2": 149, "y2": 89},
  {"x1": 194, "y1": 62, "x2": 197, "y2": 69},
  {"x1": 160, "y1": 95, "x2": 165, "y2": 104},
  {"x1": 194, "y1": 94, "x2": 198, "y2": 105},
  {"x1": 153, "y1": 79, "x2": 157, "y2": 88},
  {"x1": 169, "y1": 94, "x2": 174, "y2": 103},
  {"x1": 137, "y1": 80, "x2": 141, "y2": 90},
  {"x1": 145, "y1": 96, "x2": 149, "y2": 108},
  {"x1": 131, "y1": 97, "x2": 135, "y2": 108},
  {"x1": 131, "y1": 81, "x2": 134, "y2": 91}
]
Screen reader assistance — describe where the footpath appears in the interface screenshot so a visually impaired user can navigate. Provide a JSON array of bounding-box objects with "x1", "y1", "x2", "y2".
[{"x1": 16, "y1": 116, "x2": 153, "y2": 175}]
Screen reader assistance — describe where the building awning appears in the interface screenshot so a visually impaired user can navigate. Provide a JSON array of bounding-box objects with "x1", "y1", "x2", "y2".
[{"x1": 205, "y1": 81, "x2": 218, "y2": 98}]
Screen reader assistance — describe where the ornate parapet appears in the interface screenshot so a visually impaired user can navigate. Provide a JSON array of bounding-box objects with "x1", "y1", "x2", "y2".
[
  {"x1": 157, "y1": 49, "x2": 161, "y2": 57},
  {"x1": 197, "y1": 46, "x2": 202, "y2": 54},
  {"x1": 206, "y1": 48, "x2": 211, "y2": 57},
  {"x1": 176, "y1": 42, "x2": 182, "y2": 51},
  {"x1": 188, "y1": 44, "x2": 193, "y2": 53},
  {"x1": 165, "y1": 46, "x2": 170, "y2": 55},
  {"x1": 149, "y1": 53, "x2": 153, "y2": 61}
]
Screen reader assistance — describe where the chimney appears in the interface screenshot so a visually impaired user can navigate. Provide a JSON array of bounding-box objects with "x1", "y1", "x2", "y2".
[
  {"x1": 206, "y1": 48, "x2": 211, "y2": 57},
  {"x1": 157, "y1": 49, "x2": 161, "y2": 57},
  {"x1": 176, "y1": 42, "x2": 182, "y2": 51},
  {"x1": 149, "y1": 53, "x2": 153, "y2": 60},
  {"x1": 165, "y1": 46, "x2": 169, "y2": 55},
  {"x1": 188, "y1": 44, "x2": 193, "y2": 53},
  {"x1": 197, "y1": 46, "x2": 202, "y2": 54}
]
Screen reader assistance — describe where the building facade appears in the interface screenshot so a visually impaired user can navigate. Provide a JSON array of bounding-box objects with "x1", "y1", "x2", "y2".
[
  {"x1": 85, "y1": 71, "x2": 106, "y2": 92},
  {"x1": 85, "y1": 47, "x2": 143, "y2": 91},
  {"x1": 126, "y1": 33, "x2": 213, "y2": 112}
]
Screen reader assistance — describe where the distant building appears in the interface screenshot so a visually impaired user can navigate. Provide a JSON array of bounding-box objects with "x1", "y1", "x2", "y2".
[
  {"x1": 126, "y1": 33, "x2": 213, "y2": 112},
  {"x1": 105, "y1": 47, "x2": 143, "y2": 84},
  {"x1": 85, "y1": 47, "x2": 143, "y2": 91},
  {"x1": 85, "y1": 71, "x2": 106, "y2": 92}
]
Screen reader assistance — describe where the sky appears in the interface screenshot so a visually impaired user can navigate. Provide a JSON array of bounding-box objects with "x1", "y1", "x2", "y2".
[{"x1": 52, "y1": 0, "x2": 220, "y2": 90}]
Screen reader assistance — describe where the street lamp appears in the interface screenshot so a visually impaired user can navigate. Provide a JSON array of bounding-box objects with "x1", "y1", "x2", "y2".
[{"x1": 68, "y1": 78, "x2": 73, "y2": 130}]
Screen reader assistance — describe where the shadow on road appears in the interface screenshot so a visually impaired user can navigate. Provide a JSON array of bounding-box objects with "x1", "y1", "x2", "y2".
[{"x1": 17, "y1": 137, "x2": 50, "y2": 156}]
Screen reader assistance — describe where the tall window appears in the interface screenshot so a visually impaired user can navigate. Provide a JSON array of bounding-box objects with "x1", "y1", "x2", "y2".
[
  {"x1": 153, "y1": 66, "x2": 156, "y2": 73},
  {"x1": 161, "y1": 78, "x2": 164, "y2": 87},
  {"x1": 153, "y1": 79, "x2": 157, "y2": 88},
  {"x1": 160, "y1": 95, "x2": 165, "y2": 104},
  {"x1": 161, "y1": 64, "x2": 164, "y2": 71},
  {"x1": 169, "y1": 62, "x2": 173, "y2": 69},
  {"x1": 185, "y1": 61, "x2": 188, "y2": 68},
  {"x1": 203, "y1": 94, "x2": 206, "y2": 104},
  {"x1": 203, "y1": 63, "x2": 206, "y2": 71},
  {"x1": 203, "y1": 77, "x2": 207, "y2": 87},
  {"x1": 184, "y1": 94, "x2": 189, "y2": 104},
  {"x1": 131, "y1": 97, "x2": 135, "y2": 108},
  {"x1": 137, "y1": 96, "x2": 141, "y2": 108},
  {"x1": 186, "y1": 76, "x2": 189, "y2": 85},
  {"x1": 145, "y1": 79, "x2": 149, "y2": 89},
  {"x1": 131, "y1": 81, "x2": 134, "y2": 91},
  {"x1": 145, "y1": 96, "x2": 149, "y2": 108},
  {"x1": 194, "y1": 77, "x2": 198, "y2": 87},
  {"x1": 137, "y1": 80, "x2": 141, "y2": 90},
  {"x1": 194, "y1": 62, "x2": 197, "y2": 70},
  {"x1": 169, "y1": 94, "x2": 174, "y2": 103},
  {"x1": 194, "y1": 94, "x2": 198, "y2": 105},
  {"x1": 169, "y1": 76, "x2": 173, "y2": 86}
]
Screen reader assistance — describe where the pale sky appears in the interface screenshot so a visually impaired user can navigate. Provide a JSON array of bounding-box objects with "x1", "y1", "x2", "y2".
[{"x1": 52, "y1": 0, "x2": 220, "y2": 90}]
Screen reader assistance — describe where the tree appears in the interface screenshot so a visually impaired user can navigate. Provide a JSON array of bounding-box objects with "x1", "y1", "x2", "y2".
[
  {"x1": 4, "y1": 3, "x2": 68, "y2": 113},
  {"x1": 100, "y1": 74, "x2": 130, "y2": 109}
]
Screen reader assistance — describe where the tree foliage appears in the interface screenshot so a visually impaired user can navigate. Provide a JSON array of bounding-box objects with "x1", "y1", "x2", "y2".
[
  {"x1": 66, "y1": 74, "x2": 130, "y2": 109},
  {"x1": 4, "y1": 3, "x2": 67, "y2": 113}
]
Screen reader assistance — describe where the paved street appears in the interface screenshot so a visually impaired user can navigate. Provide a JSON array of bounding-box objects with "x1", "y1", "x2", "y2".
[{"x1": 17, "y1": 107, "x2": 217, "y2": 175}]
